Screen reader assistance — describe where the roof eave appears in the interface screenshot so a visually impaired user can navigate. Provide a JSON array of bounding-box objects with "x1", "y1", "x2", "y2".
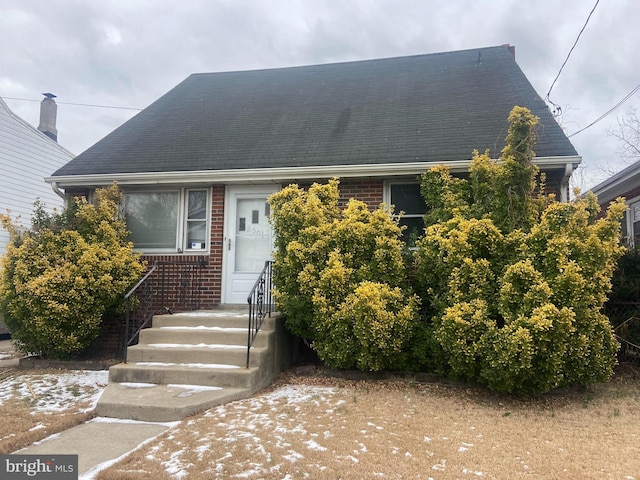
[
  {"x1": 46, "y1": 156, "x2": 581, "y2": 189},
  {"x1": 589, "y1": 160, "x2": 640, "y2": 205}
]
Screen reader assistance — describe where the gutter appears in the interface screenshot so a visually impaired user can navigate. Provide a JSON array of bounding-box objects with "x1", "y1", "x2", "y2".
[{"x1": 46, "y1": 156, "x2": 582, "y2": 189}]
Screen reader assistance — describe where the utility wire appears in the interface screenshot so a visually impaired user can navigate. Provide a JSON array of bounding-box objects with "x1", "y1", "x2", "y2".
[
  {"x1": 1, "y1": 95, "x2": 142, "y2": 111},
  {"x1": 568, "y1": 82, "x2": 640, "y2": 138},
  {"x1": 545, "y1": 0, "x2": 600, "y2": 117}
]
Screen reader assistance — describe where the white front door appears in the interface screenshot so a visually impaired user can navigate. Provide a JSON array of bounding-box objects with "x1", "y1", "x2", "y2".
[{"x1": 223, "y1": 185, "x2": 279, "y2": 304}]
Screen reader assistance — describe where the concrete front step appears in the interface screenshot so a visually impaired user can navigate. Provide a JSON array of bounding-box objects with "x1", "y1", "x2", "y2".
[
  {"x1": 97, "y1": 310, "x2": 289, "y2": 422},
  {"x1": 151, "y1": 311, "x2": 277, "y2": 330},
  {"x1": 126, "y1": 344, "x2": 268, "y2": 367},
  {"x1": 96, "y1": 382, "x2": 249, "y2": 422},
  {"x1": 138, "y1": 326, "x2": 272, "y2": 348},
  {"x1": 108, "y1": 361, "x2": 261, "y2": 389}
]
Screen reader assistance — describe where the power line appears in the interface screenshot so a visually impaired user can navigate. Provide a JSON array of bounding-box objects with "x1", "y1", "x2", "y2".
[
  {"x1": 568, "y1": 82, "x2": 640, "y2": 138},
  {"x1": 1, "y1": 95, "x2": 142, "y2": 111},
  {"x1": 545, "y1": 0, "x2": 600, "y2": 117}
]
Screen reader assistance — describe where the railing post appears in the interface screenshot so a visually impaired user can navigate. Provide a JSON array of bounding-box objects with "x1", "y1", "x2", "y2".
[
  {"x1": 247, "y1": 300, "x2": 254, "y2": 368},
  {"x1": 124, "y1": 296, "x2": 131, "y2": 363}
]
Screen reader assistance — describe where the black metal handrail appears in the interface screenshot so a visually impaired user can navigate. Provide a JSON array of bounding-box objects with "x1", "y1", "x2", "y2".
[
  {"x1": 246, "y1": 260, "x2": 274, "y2": 368},
  {"x1": 124, "y1": 262, "x2": 158, "y2": 363},
  {"x1": 123, "y1": 259, "x2": 206, "y2": 362}
]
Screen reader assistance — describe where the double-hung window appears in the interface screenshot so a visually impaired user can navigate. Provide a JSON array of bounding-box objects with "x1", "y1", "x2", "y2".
[
  {"x1": 384, "y1": 182, "x2": 428, "y2": 244},
  {"x1": 123, "y1": 188, "x2": 210, "y2": 253}
]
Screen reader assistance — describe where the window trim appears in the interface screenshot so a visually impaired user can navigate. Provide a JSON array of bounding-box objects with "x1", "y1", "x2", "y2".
[
  {"x1": 383, "y1": 180, "x2": 427, "y2": 246},
  {"x1": 383, "y1": 179, "x2": 426, "y2": 220},
  {"x1": 123, "y1": 187, "x2": 211, "y2": 254},
  {"x1": 624, "y1": 194, "x2": 640, "y2": 248}
]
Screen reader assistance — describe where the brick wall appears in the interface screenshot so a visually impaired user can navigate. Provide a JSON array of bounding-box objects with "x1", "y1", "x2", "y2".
[
  {"x1": 298, "y1": 179, "x2": 384, "y2": 210},
  {"x1": 337, "y1": 179, "x2": 384, "y2": 210}
]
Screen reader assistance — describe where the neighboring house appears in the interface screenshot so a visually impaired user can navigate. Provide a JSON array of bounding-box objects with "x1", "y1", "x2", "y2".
[
  {"x1": 0, "y1": 95, "x2": 74, "y2": 256},
  {"x1": 0, "y1": 94, "x2": 74, "y2": 336},
  {"x1": 47, "y1": 44, "x2": 580, "y2": 307},
  {"x1": 589, "y1": 160, "x2": 640, "y2": 246}
]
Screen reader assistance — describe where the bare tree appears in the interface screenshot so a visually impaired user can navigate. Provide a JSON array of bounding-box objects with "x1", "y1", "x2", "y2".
[{"x1": 610, "y1": 106, "x2": 640, "y2": 163}]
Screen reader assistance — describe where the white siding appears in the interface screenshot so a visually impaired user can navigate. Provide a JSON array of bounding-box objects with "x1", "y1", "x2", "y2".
[{"x1": 0, "y1": 98, "x2": 74, "y2": 256}]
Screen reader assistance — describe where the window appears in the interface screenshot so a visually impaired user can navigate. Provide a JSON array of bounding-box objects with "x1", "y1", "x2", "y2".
[
  {"x1": 623, "y1": 197, "x2": 640, "y2": 247},
  {"x1": 124, "y1": 189, "x2": 210, "y2": 252},
  {"x1": 385, "y1": 182, "x2": 428, "y2": 244},
  {"x1": 186, "y1": 190, "x2": 207, "y2": 250}
]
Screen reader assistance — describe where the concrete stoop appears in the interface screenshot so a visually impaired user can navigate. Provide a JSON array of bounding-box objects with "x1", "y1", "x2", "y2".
[{"x1": 96, "y1": 310, "x2": 286, "y2": 422}]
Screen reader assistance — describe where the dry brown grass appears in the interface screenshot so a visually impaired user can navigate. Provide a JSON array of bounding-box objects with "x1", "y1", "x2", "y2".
[
  {"x1": 95, "y1": 368, "x2": 640, "y2": 480},
  {"x1": 0, "y1": 368, "x2": 95, "y2": 454}
]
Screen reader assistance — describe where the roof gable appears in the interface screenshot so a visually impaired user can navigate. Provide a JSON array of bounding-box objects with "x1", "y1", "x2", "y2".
[{"x1": 53, "y1": 46, "x2": 577, "y2": 178}]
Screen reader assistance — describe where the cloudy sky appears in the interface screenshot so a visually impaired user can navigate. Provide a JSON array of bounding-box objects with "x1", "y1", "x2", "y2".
[{"x1": 2, "y1": 0, "x2": 638, "y2": 191}]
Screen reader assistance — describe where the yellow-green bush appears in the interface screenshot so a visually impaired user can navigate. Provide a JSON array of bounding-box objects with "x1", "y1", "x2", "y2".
[
  {"x1": 414, "y1": 106, "x2": 625, "y2": 393},
  {"x1": 0, "y1": 184, "x2": 145, "y2": 359},
  {"x1": 269, "y1": 179, "x2": 418, "y2": 370},
  {"x1": 269, "y1": 107, "x2": 624, "y2": 391}
]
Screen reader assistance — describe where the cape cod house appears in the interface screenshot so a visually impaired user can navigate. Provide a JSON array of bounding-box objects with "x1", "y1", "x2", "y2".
[{"x1": 47, "y1": 45, "x2": 580, "y2": 309}]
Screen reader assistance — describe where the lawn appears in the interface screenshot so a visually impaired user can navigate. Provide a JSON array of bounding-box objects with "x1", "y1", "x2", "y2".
[
  {"x1": 94, "y1": 368, "x2": 640, "y2": 480},
  {"x1": 0, "y1": 364, "x2": 638, "y2": 479},
  {"x1": 0, "y1": 367, "x2": 108, "y2": 454}
]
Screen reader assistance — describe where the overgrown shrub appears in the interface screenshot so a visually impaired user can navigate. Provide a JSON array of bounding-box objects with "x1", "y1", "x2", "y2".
[
  {"x1": 0, "y1": 184, "x2": 145, "y2": 359},
  {"x1": 606, "y1": 247, "x2": 640, "y2": 361},
  {"x1": 269, "y1": 179, "x2": 419, "y2": 371},
  {"x1": 414, "y1": 106, "x2": 625, "y2": 393}
]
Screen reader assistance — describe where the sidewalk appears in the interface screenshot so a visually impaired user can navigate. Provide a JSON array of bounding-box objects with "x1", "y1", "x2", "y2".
[
  {"x1": 18, "y1": 418, "x2": 175, "y2": 478},
  {"x1": 1, "y1": 338, "x2": 175, "y2": 478}
]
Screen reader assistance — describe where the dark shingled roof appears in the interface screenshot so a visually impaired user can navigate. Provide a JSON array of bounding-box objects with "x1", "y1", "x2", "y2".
[{"x1": 52, "y1": 45, "x2": 577, "y2": 177}]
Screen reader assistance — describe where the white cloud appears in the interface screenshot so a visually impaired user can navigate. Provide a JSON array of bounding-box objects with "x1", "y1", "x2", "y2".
[{"x1": 2, "y1": 0, "x2": 638, "y2": 190}]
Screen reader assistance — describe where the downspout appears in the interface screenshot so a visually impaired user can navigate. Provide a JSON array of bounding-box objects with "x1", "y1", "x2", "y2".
[
  {"x1": 560, "y1": 163, "x2": 574, "y2": 202},
  {"x1": 50, "y1": 181, "x2": 66, "y2": 201}
]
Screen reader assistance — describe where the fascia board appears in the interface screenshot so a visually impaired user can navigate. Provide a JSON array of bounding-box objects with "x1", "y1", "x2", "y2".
[
  {"x1": 588, "y1": 161, "x2": 640, "y2": 204},
  {"x1": 46, "y1": 156, "x2": 581, "y2": 188}
]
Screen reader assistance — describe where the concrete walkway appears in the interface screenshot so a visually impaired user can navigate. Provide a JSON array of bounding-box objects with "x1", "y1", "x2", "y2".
[
  {"x1": 1, "y1": 338, "x2": 175, "y2": 477},
  {"x1": 18, "y1": 418, "x2": 175, "y2": 478}
]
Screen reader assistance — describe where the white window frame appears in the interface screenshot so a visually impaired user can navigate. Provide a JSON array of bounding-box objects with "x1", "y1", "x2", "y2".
[
  {"x1": 624, "y1": 194, "x2": 640, "y2": 248},
  {"x1": 123, "y1": 187, "x2": 211, "y2": 254},
  {"x1": 383, "y1": 180, "x2": 427, "y2": 240}
]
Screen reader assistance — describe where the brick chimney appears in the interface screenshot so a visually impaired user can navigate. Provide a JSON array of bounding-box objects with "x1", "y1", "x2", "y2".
[
  {"x1": 38, "y1": 93, "x2": 58, "y2": 142},
  {"x1": 502, "y1": 44, "x2": 516, "y2": 59}
]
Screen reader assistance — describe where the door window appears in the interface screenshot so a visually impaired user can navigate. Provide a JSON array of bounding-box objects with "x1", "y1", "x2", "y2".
[{"x1": 235, "y1": 198, "x2": 271, "y2": 272}]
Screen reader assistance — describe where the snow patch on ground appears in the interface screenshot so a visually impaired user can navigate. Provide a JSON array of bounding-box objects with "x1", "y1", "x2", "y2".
[{"x1": 0, "y1": 370, "x2": 108, "y2": 413}]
